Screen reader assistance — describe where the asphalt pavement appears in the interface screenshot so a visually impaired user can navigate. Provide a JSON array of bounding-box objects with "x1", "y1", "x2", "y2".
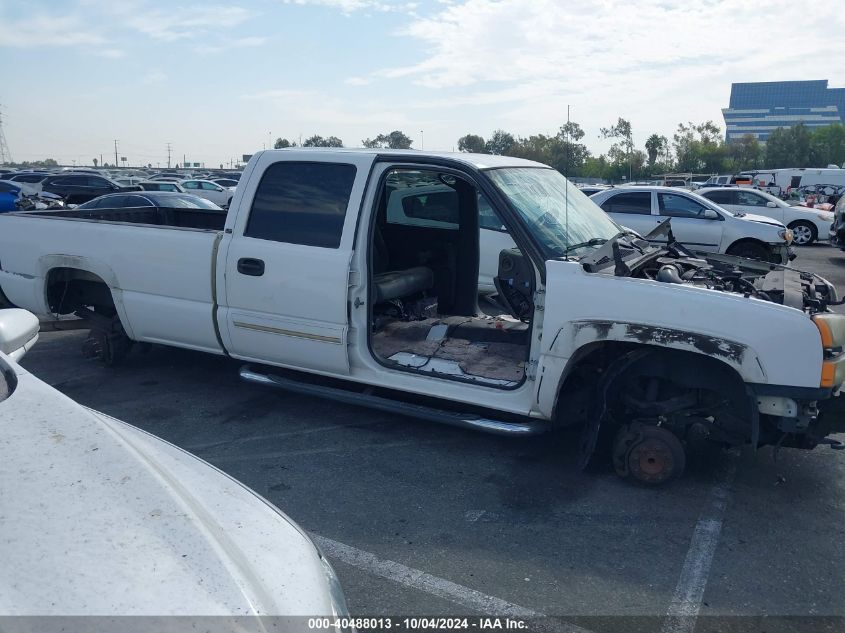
[{"x1": 19, "y1": 243, "x2": 845, "y2": 632}]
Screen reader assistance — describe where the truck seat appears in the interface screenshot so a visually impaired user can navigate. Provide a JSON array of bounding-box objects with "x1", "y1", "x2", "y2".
[{"x1": 373, "y1": 225, "x2": 434, "y2": 303}]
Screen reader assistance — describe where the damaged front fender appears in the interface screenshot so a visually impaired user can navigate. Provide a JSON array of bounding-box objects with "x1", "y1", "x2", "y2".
[{"x1": 568, "y1": 320, "x2": 766, "y2": 383}]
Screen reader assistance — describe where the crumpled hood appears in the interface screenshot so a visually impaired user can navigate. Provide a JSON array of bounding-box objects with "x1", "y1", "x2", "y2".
[
  {"x1": 734, "y1": 212, "x2": 785, "y2": 228},
  {"x1": 0, "y1": 363, "x2": 334, "y2": 616}
]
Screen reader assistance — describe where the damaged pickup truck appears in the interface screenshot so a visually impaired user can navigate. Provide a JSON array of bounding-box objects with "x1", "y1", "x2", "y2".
[{"x1": 1, "y1": 149, "x2": 844, "y2": 485}]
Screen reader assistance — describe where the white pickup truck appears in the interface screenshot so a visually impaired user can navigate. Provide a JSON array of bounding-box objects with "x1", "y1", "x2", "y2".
[{"x1": 2, "y1": 148, "x2": 845, "y2": 484}]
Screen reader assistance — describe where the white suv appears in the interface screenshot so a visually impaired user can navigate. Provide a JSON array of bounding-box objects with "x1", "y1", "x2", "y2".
[
  {"x1": 698, "y1": 186, "x2": 833, "y2": 246},
  {"x1": 590, "y1": 186, "x2": 793, "y2": 263}
]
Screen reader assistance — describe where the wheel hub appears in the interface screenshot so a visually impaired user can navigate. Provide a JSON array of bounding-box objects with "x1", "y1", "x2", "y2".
[{"x1": 613, "y1": 423, "x2": 686, "y2": 485}]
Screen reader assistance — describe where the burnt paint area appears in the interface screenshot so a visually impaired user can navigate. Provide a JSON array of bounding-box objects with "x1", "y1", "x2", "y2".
[{"x1": 572, "y1": 320, "x2": 746, "y2": 364}]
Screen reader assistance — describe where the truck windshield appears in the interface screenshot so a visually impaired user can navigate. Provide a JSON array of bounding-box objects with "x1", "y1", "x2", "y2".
[{"x1": 486, "y1": 167, "x2": 621, "y2": 258}]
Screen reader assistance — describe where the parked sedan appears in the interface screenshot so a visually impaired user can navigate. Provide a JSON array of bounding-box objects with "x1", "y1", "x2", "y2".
[
  {"x1": 76, "y1": 191, "x2": 223, "y2": 210},
  {"x1": 138, "y1": 180, "x2": 187, "y2": 192},
  {"x1": 40, "y1": 174, "x2": 140, "y2": 205},
  {"x1": 0, "y1": 308, "x2": 350, "y2": 616},
  {"x1": 180, "y1": 179, "x2": 235, "y2": 207},
  {"x1": 590, "y1": 186, "x2": 793, "y2": 263},
  {"x1": 698, "y1": 187, "x2": 834, "y2": 246},
  {"x1": 212, "y1": 178, "x2": 239, "y2": 188}
]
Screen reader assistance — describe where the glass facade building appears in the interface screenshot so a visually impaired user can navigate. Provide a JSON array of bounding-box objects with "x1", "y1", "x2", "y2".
[{"x1": 722, "y1": 80, "x2": 845, "y2": 142}]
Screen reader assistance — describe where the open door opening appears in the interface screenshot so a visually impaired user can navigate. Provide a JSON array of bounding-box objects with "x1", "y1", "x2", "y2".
[{"x1": 368, "y1": 168, "x2": 533, "y2": 388}]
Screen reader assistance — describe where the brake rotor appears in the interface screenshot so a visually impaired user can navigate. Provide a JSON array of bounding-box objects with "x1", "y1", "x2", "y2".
[{"x1": 617, "y1": 424, "x2": 686, "y2": 485}]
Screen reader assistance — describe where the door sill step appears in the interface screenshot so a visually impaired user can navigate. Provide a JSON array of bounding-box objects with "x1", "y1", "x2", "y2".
[{"x1": 239, "y1": 365, "x2": 547, "y2": 436}]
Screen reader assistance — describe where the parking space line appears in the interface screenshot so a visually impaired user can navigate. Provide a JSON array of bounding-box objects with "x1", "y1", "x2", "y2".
[
  {"x1": 312, "y1": 534, "x2": 546, "y2": 618},
  {"x1": 661, "y1": 454, "x2": 739, "y2": 633}
]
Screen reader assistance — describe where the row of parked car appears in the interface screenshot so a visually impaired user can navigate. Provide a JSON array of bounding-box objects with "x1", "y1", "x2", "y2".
[
  {"x1": 579, "y1": 183, "x2": 835, "y2": 249},
  {"x1": 0, "y1": 167, "x2": 244, "y2": 210}
]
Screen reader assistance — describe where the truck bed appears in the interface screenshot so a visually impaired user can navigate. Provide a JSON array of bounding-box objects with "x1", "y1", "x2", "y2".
[{"x1": 20, "y1": 206, "x2": 227, "y2": 231}]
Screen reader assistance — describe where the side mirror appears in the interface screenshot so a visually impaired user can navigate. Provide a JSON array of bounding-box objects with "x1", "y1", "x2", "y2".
[
  {"x1": 702, "y1": 209, "x2": 720, "y2": 220},
  {"x1": 0, "y1": 309, "x2": 40, "y2": 361},
  {"x1": 766, "y1": 201, "x2": 777, "y2": 208}
]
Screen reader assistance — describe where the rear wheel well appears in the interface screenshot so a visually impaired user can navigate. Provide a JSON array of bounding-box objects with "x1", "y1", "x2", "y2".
[{"x1": 46, "y1": 268, "x2": 116, "y2": 317}]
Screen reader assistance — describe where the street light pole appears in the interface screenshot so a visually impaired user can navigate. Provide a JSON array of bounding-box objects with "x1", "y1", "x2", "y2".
[{"x1": 420, "y1": 130, "x2": 424, "y2": 150}]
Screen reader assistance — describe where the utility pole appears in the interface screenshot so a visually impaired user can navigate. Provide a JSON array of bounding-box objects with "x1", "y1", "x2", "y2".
[
  {"x1": 183, "y1": 154, "x2": 186, "y2": 170},
  {"x1": 420, "y1": 130, "x2": 424, "y2": 150},
  {"x1": 113, "y1": 140, "x2": 119, "y2": 168},
  {"x1": 0, "y1": 104, "x2": 12, "y2": 164},
  {"x1": 166, "y1": 142, "x2": 172, "y2": 169}
]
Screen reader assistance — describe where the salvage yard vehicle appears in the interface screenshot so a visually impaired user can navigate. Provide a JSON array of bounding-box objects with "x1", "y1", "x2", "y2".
[
  {"x1": 590, "y1": 185, "x2": 795, "y2": 262},
  {"x1": 76, "y1": 190, "x2": 223, "y2": 211},
  {"x1": 2, "y1": 148, "x2": 845, "y2": 485},
  {"x1": 180, "y1": 179, "x2": 235, "y2": 208},
  {"x1": 698, "y1": 186, "x2": 834, "y2": 246},
  {"x1": 0, "y1": 307, "x2": 350, "y2": 616}
]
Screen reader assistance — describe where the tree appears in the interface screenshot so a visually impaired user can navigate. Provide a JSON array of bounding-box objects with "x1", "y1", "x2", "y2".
[
  {"x1": 92, "y1": 158, "x2": 98, "y2": 167},
  {"x1": 457, "y1": 134, "x2": 487, "y2": 153},
  {"x1": 362, "y1": 130, "x2": 413, "y2": 149},
  {"x1": 274, "y1": 137, "x2": 293, "y2": 149},
  {"x1": 303, "y1": 135, "x2": 343, "y2": 147},
  {"x1": 726, "y1": 134, "x2": 763, "y2": 171},
  {"x1": 644, "y1": 134, "x2": 666, "y2": 167},
  {"x1": 601, "y1": 118, "x2": 635, "y2": 179},
  {"x1": 809, "y1": 123, "x2": 845, "y2": 167},
  {"x1": 485, "y1": 129, "x2": 515, "y2": 155}
]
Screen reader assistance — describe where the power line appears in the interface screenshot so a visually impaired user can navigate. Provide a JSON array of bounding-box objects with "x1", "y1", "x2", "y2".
[{"x1": 0, "y1": 104, "x2": 12, "y2": 164}]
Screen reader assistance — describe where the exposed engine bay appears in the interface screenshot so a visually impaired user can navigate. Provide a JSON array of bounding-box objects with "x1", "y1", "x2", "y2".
[{"x1": 578, "y1": 220, "x2": 838, "y2": 314}]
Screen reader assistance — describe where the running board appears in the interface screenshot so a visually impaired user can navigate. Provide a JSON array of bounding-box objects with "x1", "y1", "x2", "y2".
[{"x1": 239, "y1": 365, "x2": 548, "y2": 437}]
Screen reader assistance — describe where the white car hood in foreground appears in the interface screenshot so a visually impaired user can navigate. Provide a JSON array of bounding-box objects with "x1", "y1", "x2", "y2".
[{"x1": 0, "y1": 360, "x2": 336, "y2": 616}]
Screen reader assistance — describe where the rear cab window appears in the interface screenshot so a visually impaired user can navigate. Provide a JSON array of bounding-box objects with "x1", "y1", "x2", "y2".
[{"x1": 245, "y1": 162, "x2": 357, "y2": 248}]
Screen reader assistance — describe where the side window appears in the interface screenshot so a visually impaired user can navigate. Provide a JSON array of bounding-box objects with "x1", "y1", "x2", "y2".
[
  {"x1": 124, "y1": 195, "x2": 152, "y2": 207},
  {"x1": 200, "y1": 181, "x2": 219, "y2": 190},
  {"x1": 87, "y1": 196, "x2": 114, "y2": 208},
  {"x1": 736, "y1": 191, "x2": 766, "y2": 206},
  {"x1": 183, "y1": 181, "x2": 199, "y2": 190},
  {"x1": 704, "y1": 190, "x2": 734, "y2": 205},
  {"x1": 245, "y1": 161, "x2": 356, "y2": 248},
  {"x1": 600, "y1": 192, "x2": 652, "y2": 214},
  {"x1": 658, "y1": 193, "x2": 708, "y2": 218},
  {"x1": 88, "y1": 177, "x2": 111, "y2": 189},
  {"x1": 479, "y1": 194, "x2": 506, "y2": 231}
]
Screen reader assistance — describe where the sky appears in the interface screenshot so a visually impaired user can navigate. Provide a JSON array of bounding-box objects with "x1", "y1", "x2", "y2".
[{"x1": 1, "y1": 0, "x2": 844, "y2": 168}]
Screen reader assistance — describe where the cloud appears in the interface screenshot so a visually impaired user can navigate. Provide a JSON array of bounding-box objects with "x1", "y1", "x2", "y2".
[
  {"x1": 344, "y1": 76, "x2": 373, "y2": 86},
  {"x1": 194, "y1": 35, "x2": 267, "y2": 54},
  {"x1": 123, "y1": 5, "x2": 253, "y2": 40},
  {"x1": 239, "y1": 88, "x2": 412, "y2": 131},
  {"x1": 343, "y1": 0, "x2": 845, "y2": 144},
  {"x1": 0, "y1": 13, "x2": 108, "y2": 48},
  {"x1": 97, "y1": 48, "x2": 126, "y2": 58},
  {"x1": 282, "y1": 0, "x2": 417, "y2": 14},
  {"x1": 141, "y1": 70, "x2": 168, "y2": 84}
]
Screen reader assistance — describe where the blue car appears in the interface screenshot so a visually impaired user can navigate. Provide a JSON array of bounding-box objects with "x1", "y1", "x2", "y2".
[{"x1": 0, "y1": 181, "x2": 22, "y2": 212}]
